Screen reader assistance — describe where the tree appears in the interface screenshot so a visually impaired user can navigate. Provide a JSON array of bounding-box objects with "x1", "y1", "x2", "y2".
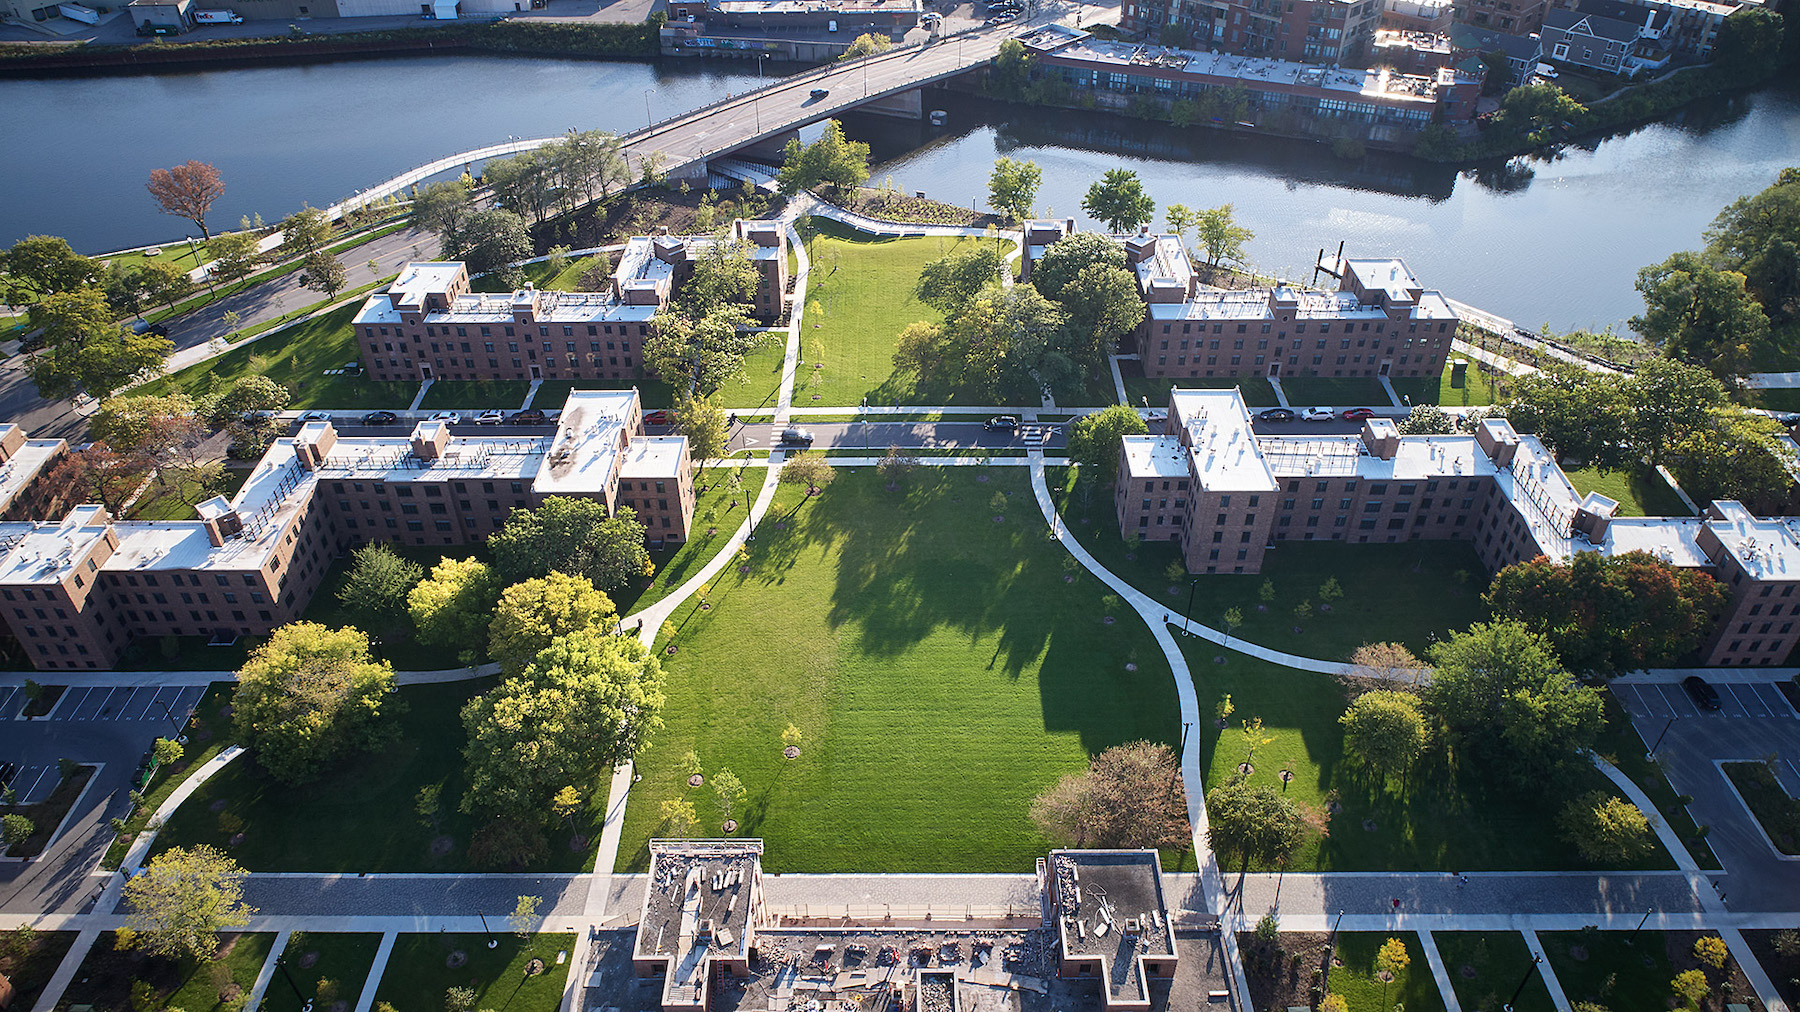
[
  {"x1": 1632, "y1": 250, "x2": 1770, "y2": 379},
  {"x1": 1029, "y1": 741, "x2": 1190, "y2": 848},
  {"x1": 1339, "y1": 691, "x2": 1428, "y2": 787},
  {"x1": 133, "y1": 259, "x2": 195, "y2": 313},
  {"x1": 878, "y1": 445, "x2": 919, "y2": 489},
  {"x1": 1348, "y1": 642, "x2": 1425, "y2": 686},
  {"x1": 206, "y1": 231, "x2": 262, "y2": 284},
  {"x1": 119, "y1": 845, "x2": 254, "y2": 961},
  {"x1": 300, "y1": 249, "x2": 348, "y2": 300},
  {"x1": 463, "y1": 630, "x2": 665, "y2": 821},
  {"x1": 38, "y1": 445, "x2": 143, "y2": 513},
  {"x1": 1, "y1": 814, "x2": 32, "y2": 847},
  {"x1": 643, "y1": 238, "x2": 765, "y2": 393},
  {"x1": 451, "y1": 209, "x2": 532, "y2": 289},
  {"x1": 1712, "y1": 5, "x2": 1785, "y2": 82},
  {"x1": 1424, "y1": 620, "x2": 1605, "y2": 788},
  {"x1": 2, "y1": 235, "x2": 95, "y2": 299},
  {"x1": 1503, "y1": 362, "x2": 1629, "y2": 469},
  {"x1": 488, "y1": 571, "x2": 618, "y2": 676},
  {"x1": 151, "y1": 737, "x2": 184, "y2": 768},
  {"x1": 278, "y1": 206, "x2": 333, "y2": 259},
  {"x1": 1668, "y1": 408, "x2": 1797, "y2": 513},
  {"x1": 1707, "y1": 166, "x2": 1800, "y2": 323},
  {"x1": 917, "y1": 243, "x2": 1008, "y2": 315},
  {"x1": 1374, "y1": 937, "x2": 1411, "y2": 1008},
  {"x1": 1032, "y1": 233, "x2": 1126, "y2": 308},
  {"x1": 1205, "y1": 775, "x2": 1307, "y2": 871},
  {"x1": 1055, "y1": 263, "x2": 1145, "y2": 371},
  {"x1": 337, "y1": 543, "x2": 424, "y2": 634},
  {"x1": 446, "y1": 985, "x2": 479, "y2": 1012},
  {"x1": 1193, "y1": 204, "x2": 1254, "y2": 269},
  {"x1": 988, "y1": 37, "x2": 1032, "y2": 98},
  {"x1": 203, "y1": 375, "x2": 290, "y2": 428},
  {"x1": 775, "y1": 120, "x2": 870, "y2": 195},
  {"x1": 234, "y1": 623, "x2": 399, "y2": 784},
  {"x1": 412, "y1": 179, "x2": 473, "y2": 245},
  {"x1": 1486, "y1": 551, "x2": 1729, "y2": 674},
  {"x1": 1397, "y1": 403, "x2": 1455, "y2": 435},
  {"x1": 659, "y1": 798, "x2": 700, "y2": 837},
  {"x1": 1671, "y1": 969, "x2": 1709, "y2": 1010},
  {"x1": 931, "y1": 285, "x2": 1067, "y2": 399},
  {"x1": 1693, "y1": 934, "x2": 1729, "y2": 969},
  {"x1": 26, "y1": 286, "x2": 172, "y2": 402},
  {"x1": 672, "y1": 391, "x2": 729, "y2": 465},
  {"x1": 551, "y1": 785, "x2": 583, "y2": 826},
  {"x1": 101, "y1": 260, "x2": 147, "y2": 320},
  {"x1": 1082, "y1": 169, "x2": 1156, "y2": 233},
  {"x1": 1067, "y1": 404, "x2": 1148, "y2": 485},
  {"x1": 1620, "y1": 357, "x2": 1725, "y2": 467},
  {"x1": 1317, "y1": 996, "x2": 1349, "y2": 1012},
  {"x1": 781, "y1": 452, "x2": 836, "y2": 495},
  {"x1": 838, "y1": 31, "x2": 892, "y2": 58},
  {"x1": 407, "y1": 557, "x2": 501, "y2": 654},
  {"x1": 1493, "y1": 82, "x2": 1589, "y2": 141},
  {"x1": 491, "y1": 496, "x2": 650, "y2": 591},
  {"x1": 1163, "y1": 204, "x2": 1198, "y2": 249},
  {"x1": 146, "y1": 161, "x2": 226, "y2": 244},
  {"x1": 509, "y1": 894, "x2": 542, "y2": 937},
  {"x1": 987, "y1": 157, "x2": 1042, "y2": 221},
  {"x1": 91, "y1": 393, "x2": 198, "y2": 451},
  {"x1": 711, "y1": 767, "x2": 746, "y2": 826}
]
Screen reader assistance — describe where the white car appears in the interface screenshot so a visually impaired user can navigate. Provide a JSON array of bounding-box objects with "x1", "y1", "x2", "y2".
[
  {"x1": 1300, "y1": 406, "x2": 1335, "y2": 422},
  {"x1": 475, "y1": 410, "x2": 506, "y2": 425},
  {"x1": 429, "y1": 411, "x2": 461, "y2": 425},
  {"x1": 299, "y1": 411, "x2": 332, "y2": 422}
]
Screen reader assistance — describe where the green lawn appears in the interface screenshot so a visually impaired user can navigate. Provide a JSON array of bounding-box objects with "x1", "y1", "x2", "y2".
[
  {"x1": 1433, "y1": 931, "x2": 1555, "y2": 1012},
  {"x1": 374, "y1": 933, "x2": 574, "y2": 1011},
  {"x1": 1324, "y1": 933, "x2": 1446, "y2": 1012},
  {"x1": 1391, "y1": 364, "x2": 1503, "y2": 407},
  {"x1": 151, "y1": 679, "x2": 610, "y2": 873},
  {"x1": 1189, "y1": 646, "x2": 1673, "y2": 872},
  {"x1": 126, "y1": 467, "x2": 254, "y2": 522},
  {"x1": 262, "y1": 933, "x2": 385, "y2": 1012},
  {"x1": 1049, "y1": 467, "x2": 1490, "y2": 661},
  {"x1": 616, "y1": 467, "x2": 1179, "y2": 873},
  {"x1": 1724, "y1": 760, "x2": 1800, "y2": 855},
  {"x1": 1540, "y1": 929, "x2": 1682, "y2": 1011},
  {"x1": 1563, "y1": 465, "x2": 1692, "y2": 517},
  {"x1": 103, "y1": 239, "x2": 217, "y2": 272},
  {"x1": 62, "y1": 931, "x2": 275, "y2": 1012},
  {"x1": 1120, "y1": 366, "x2": 1279, "y2": 410},
  {"x1": 419, "y1": 378, "x2": 534, "y2": 410},
  {"x1": 613, "y1": 465, "x2": 766, "y2": 618},
  {"x1": 1275, "y1": 377, "x2": 1392, "y2": 408},
  {"x1": 470, "y1": 255, "x2": 608, "y2": 294},
  {"x1": 788, "y1": 228, "x2": 1041, "y2": 407},
  {"x1": 301, "y1": 543, "x2": 485, "y2": 671},
  {"x1": 142, "y1": 302, "x2": 417, "y2": 410}
]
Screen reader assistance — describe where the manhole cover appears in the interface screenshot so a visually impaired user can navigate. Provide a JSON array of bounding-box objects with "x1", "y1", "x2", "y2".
[
  {"x1": 976, "y1": 475, "x2": 989, "y2": 483},
  {"x1": 1568, "y1": 945, "x2": 1588, "y2": 962},
  {"x1": 739, "y1": 565, "x2": 751, "y2": 574},
  {"x1": 1459, "y1": 965, "x2": 1477, "y2": 980}
]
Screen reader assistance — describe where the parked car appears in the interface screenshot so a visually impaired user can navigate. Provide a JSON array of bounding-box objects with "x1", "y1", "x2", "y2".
[
  {"x1": 361, "y1": 411, "x2": 398, "y2": 425},
  {"x1": 643, "y1": 409, "x2": 670, "y2": 425},
  {"x1": 1682, "y1": 675, "x2": 1721, "y2": 711},
  {"x1": 1340, "y1": 407, "x2": 1376, "y2": 420},
  {"x1": 779, "y1": 427, "x2": 815, "y2": 445},
  {"x1": 1257, "y1": 408, "x2": 1295, "y2": 422},
  {"x1": 299, "y1": 411, "x2": 332, "y2": 422},
  {"x1": 475, "y1": 410, "x2": 506, "y2": 425},
  {"x1": 1301, "y1": 406, "x2": 1335, "y2": 422},
  {"x1": 429, "y1": 411, "x2": 461, "y2": 425},
  {"x1": 509, "y1": 409, "x2": 547, "y2": 425},
  {"x1": 1775, "y1": 412, "x2": 1800, "y2": 426},
  {"x1": 130, "y1": 319, "x2": 169, "y2": 337},
  {"x1": 984, "y1": 415, "x2": 1019, "y2": 431}
]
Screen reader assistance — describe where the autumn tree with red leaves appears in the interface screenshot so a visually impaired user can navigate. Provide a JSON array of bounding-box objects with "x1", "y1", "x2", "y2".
[{"x1": 146, "y1": 161, "x2": 226, "y2": 244}]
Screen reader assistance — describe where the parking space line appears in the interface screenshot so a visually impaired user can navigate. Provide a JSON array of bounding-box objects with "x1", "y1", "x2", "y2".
[
  {"x1": 14, "y1": 766, "x2": 52, "y2": 804},
  {"x1": 1660, "y1": 683, "x2": 1702, "y2": 718},
  {"x1": 1761, "y1": 682, "x2": 1800, "y2": 718},
  {"x1": 1728, "y1": 683, "x2": 1770, "y2": 718},
  {"x1": 119, "y1": 686, "x2": 157, "y2": 721},
  {"x1": 0, "y1": 687, "x2": 15, "y2": 718},
  {"x1": 160, "y1": 686, "x2": 198, "y2": 729},
  {"x1": 1717, "y1": 683, "x2": 1750, "y2": 718},
  {"x1": 94, "y1": 686, "x2": 133, "y2": 720},
  {"x1": 1632, "y1": 684, "x2": 1666, "y2": 720},
  {"x1": 50, "y1": 686, "x2": 92, "y2": 720},
  {"x1": 72, "y1": 687, "x2": 113, "y2": 720}
]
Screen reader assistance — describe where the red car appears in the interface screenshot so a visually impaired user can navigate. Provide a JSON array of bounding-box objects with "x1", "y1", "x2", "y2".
[
  {"x1": 643, "y1": 410, "x2": 670, "y2": 426},
  {"x1": 1340, "y1": 407, "x2": 1377, "y2": 420}
]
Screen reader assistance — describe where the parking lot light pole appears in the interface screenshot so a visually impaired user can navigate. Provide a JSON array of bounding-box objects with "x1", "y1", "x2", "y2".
[
  {"x1": 1646, "y1": 716, "x2": 1675, "y2": 760},
  {"x1": 275, "y1": 954, "x2": 314, "y2": 1012},
  {"x1": 148, "y1": 698, "x2": 186, "y2": 739},
  {"x1": 479, "y1": 910, "x2": 499, "y2": 948},
  {"x1": 1626, "y1": 907, "x2": 1653, "y2": 946},
  {"x1": 1184, "y1": 578, "x2": 1198, "y2": 635}
]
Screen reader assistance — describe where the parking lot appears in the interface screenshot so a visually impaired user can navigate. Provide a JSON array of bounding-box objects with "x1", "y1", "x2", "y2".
[
  {"x1": 0, "y1": 685, "x2": 204, "y2": 805},
  {"x1": 1613, "y1": 680, "x2": 1797, "y2": 721}
]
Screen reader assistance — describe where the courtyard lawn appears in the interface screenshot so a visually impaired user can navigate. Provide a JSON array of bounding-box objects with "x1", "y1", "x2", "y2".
[
  {"x1": 58, "y1": 931, "x2": 274, "y2": 1012},
  {"x1": 1049, "y1": 467, "x2": 1489, "y2": 661},
  {"x1": 1324, "y1": 933, "x2": 1445, "y2": 1012},
  {"x1": 419, "y1": 378, "x2": 534, "y2": 410},
  {"x1": 262, "y1": 933, "x2": 384, "y2": 1012},
  {"x1": 616, "y1": 467, "x2": 1180, "y2": 874},
  {"x1": 614, "y1": 465, "x2": 766, "y2": 617},
  {"x1": 1540, "y1": 929, "x2": 1758, "y2": 1012},
  {"x1": 125, "y1": 468, "x2": 253, "y2": 522},
  {"x1": 1187, "y1": 647, "x2": 1674, "y2": 872},
  {"x1": 470, "y1": 255, "x2": 609, "y2": 294},
  {"x1": 302, "y1": 543, "x2": 485, "y2": 671},
  {"x1": 1274, "y1": 377, "x2": 1391, "y2": 409},
  {"x1": 151, "y1": 679, "x2": 610, "y2": 873},
  {"x1": 1119, "y1": 364, "x2": 1279, "y2": 410},
  {"x1": 1390, "y1": 365, "x2": 1503, "y2": 408},
  {"x1": 373, "y1": 933, "x2": 574, "y2": 1011},
  {"x1": 1432, "y1": 931, "x2": 1555, "y2": 1012},
  {"x1": 1563, "y1": 464, "x2": 1692, "y2": 517},
  {"x1": 142, "y1": 302, "x2": 417, "y2": 410}
]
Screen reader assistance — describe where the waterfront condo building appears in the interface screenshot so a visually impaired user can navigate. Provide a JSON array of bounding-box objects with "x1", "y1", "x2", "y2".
[
  {"x1": 353, "y1": 219, "x2": 786, "y2": 384},
  {"x1": 1119, "y1": 387, "x2": 1800, "y2": 666},
  {"x1": 0, "y1": 389, "x2": 693, "y2": 671},
  {"x1": 1122, "y1": 0, "x2": 1384, "y2": 65}
]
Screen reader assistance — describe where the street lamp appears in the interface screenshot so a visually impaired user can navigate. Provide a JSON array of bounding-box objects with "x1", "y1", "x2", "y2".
[
  {"x1": 478, "y1": 910, "x2": 499, "y2": 948},
  {"x1": 1501, "y1": 953, "x2": 1541, "y2": 1012},
  {"x1": 645, "y1": 89, "x2": 655, "y2": 129},
  {"x1": 1184, "y1": 578, "x2": 1199, "y2": 635},
  {"x1": 1323, "y1": 910, "x2": 1345, "y2": 991},
  {"x1": 148, "y1": 697, "x2": 188, "y2": 740},
  {"x1": 274, "y1": 954, "x2": 314, "y2": 1012},
  {"x1": 1626, "y1": 907, "x2": 1653, "y2": 946},
  {"x1": 1646, "y1": 716, "x2": 1675, "y2": 760}
]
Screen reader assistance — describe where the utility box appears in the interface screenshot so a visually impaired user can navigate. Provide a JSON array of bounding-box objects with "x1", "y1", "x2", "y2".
[{"x1": 1450, "y1": 357, "x2": 1468, "y2": 388}]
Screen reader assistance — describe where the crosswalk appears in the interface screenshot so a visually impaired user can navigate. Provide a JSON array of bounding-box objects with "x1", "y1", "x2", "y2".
[{"x1": 1613, "y1": 680, "x2": 1797, "y2": 720}]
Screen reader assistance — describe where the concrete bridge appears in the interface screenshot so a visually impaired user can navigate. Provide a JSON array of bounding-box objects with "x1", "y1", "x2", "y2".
[{"x1": 333, "y1": 25, "x2": 1020, "y2": 217}]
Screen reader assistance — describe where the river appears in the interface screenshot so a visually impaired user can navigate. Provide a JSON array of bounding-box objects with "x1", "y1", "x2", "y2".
[{"x1": 4, "y1": 54, "x2": 1798, "y2": 332}]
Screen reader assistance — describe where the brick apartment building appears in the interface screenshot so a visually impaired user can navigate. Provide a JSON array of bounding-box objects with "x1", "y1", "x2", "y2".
[
  {"x1": 1025, "y1": 222, "x2": 1457, "y2": 382},
  {"x1": 353, "y1": 219, "x2": 786, "y2": 385},
  {"x1": 0, "y1": 424, "x2": 72, "y2": 522},
  {"x1": 0, "y1": 389, "x2": 693, "y2": 671},
  {"x1": 1119, "y1": 387, "x2": 1800, "y2": 666},
  {"x1": 1122, "y1": 0, "x2": 1384, "y2": 65}
]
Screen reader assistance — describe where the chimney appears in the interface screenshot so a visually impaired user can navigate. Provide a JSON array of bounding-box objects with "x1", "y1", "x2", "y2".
[
  {"x1": 195, "y1": 496, "x2": 242, "y2": 548},
  {"x1": 293, "y1": 420, "x2": 337, "y2": 471},
  {"x1": 410, "y1": 420, "x2": 451, "y2": 461},
  {"x1": 1361, "y1": 418, "x2": 1400, "y2": 460}
]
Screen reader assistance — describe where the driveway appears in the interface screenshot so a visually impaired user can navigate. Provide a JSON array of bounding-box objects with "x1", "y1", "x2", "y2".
[{"x1": 1615, "y1": 680, "x2": 1800, "y2": 912}]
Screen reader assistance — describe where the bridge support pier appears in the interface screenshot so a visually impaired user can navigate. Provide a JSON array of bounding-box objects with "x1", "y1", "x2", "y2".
[
  {"x1": 858, "y1": 87, "x2": 925, "y2": 120},
  {"x1": 736, "y1": 128, "x2": 801, "y2": 162}
]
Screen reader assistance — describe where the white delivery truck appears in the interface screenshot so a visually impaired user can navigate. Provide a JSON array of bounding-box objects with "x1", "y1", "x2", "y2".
[
  {"x1": 57, "y1": 3, "x2": 99, "y2": 23},
  {"x1": 194, "y1": 9, "x2": 245, "y2": 22}
]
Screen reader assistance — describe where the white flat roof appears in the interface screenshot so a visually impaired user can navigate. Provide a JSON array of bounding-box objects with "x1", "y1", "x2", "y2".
[
  {"x1": 534, "y1": 390, "x2": 641, "y2": 496},
  {"x1": 1121, "y1": 434, "x2": 1192, "y2": 479},
  {"x1": 619, "y1": 435, "x2": 687, "y2": 480},
  {"x1": 1170, "y1": 388, "x2": 1278, "y2": 492},
  {"x1": 388, "y1": 262, "x2": 464, "y2": 304},
  {"x1": 1707, "y1": 501, "x2": 1800, "y2": 581},
  {"x1": 1047, "y1": 38, "x2": 1454, "y2": 103},
  {"x1": 0, "y1": 439, "x2": 64, "y2": 512}
]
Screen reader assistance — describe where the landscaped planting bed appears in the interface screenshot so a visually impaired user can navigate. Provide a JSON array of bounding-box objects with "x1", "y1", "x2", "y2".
[
  {"x1": 1540, "y1": 928, "x2": 1762, "y2": 1012},
  {"x1": 1238, "y1": 931, "x2": 1445, "y2": 1012},
  {"x1": 1724, "y1": 760, "x2": 1800, "y2": 855},
  {"x1": 373, "y1": 933, "x2": 574, "y2": 1011}
]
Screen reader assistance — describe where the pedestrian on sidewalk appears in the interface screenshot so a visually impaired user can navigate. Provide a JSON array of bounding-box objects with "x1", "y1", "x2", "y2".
[{"x1": 1391, "y1": 897, "x2": 1400, "y2": 911}]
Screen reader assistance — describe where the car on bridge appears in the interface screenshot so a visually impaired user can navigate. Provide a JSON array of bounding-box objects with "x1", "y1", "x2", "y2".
[{"x1": 810, "y1": 88, "x2": 829, "y2": 100}]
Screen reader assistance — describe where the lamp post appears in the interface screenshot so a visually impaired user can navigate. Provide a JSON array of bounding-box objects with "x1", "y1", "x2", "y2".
[
  {"x1": 1323, "y1": 909, "x2": 1345, "y2": 991},
  {"x1": 1646, "y1": 716, "x2": 1675, "y2": 760},
  {"x1": 754, "y1": 52, "x2": 766, "y2": 134},
  {"x1": 1627, "y1": 907, "x2": 1653, "y2": 946},
  {"x1": 148, "y1": 697, "x2": 187, "y2": 740},
  {"x1": 274, "y1": 954, "x2": 314, "y2": 1012},
  {"x1": 1501, "y1": 953, "x2": 1541, "y2": 1012},
  {"x1": 478, "y1": 910, "x2": 499, "y2": 948},
  {"x1": 1184, "y1": 578, "x2": 1199, "y2": 635},
  {"x1": 645, "y1": 89, "x2": 655, "y2": 129}
]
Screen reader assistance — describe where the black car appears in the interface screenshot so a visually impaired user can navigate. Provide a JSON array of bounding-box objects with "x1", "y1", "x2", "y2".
[
  {"x1": 509, "y1": 409, "x2": 547, "y2": 425},
  {"x1": 1682, "y1": 675, "x2": 1721, "y2": 711},
  {"x1": 1258, "y1": 407, "x2": 1296, "y2": 422},
  {"x1": 984, "y1": 415, "x2": 1019, "y2": 432},
  {"x1": 779, "y1": 427, "x2": 815, "y2": 445},
  {"x1": 362, "y1": 410, "x2": 399, "y2": 425},
  {"x1": 810, "y1": 88, "x2": 830, "y2": 99},
  {"x1": 131, "y1": 319, "x2": 169, "y2": 338}
]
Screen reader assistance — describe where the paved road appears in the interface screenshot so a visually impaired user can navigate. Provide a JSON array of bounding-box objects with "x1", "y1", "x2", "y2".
[{"x1": 731, "y1": 419, "x2": 1066, "y2": 452}]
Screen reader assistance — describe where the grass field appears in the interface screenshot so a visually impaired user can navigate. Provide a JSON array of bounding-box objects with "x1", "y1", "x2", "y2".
[
  {"x1": 615, "y1": 467, "x2": 1179, "y2": 873},
  {"x1": 614, "y1": 465, "x2": 767, "y2": 618},
  {"x1": 1187, "y1": 646, "x2": 1672, "y2": 872},
  {"x1": 103, "y1": 239, "x2": 217, "y2": 272},
  {"x1": 419, "y1": 378, "x2": 534, "y2": 409},
  {"x1": 1120, "y1": 367, "x2": 1280, "y2": 409},
  {"x1": 143, "y1": 302, "x2": 417, "y2": 410},
  {"x1": 1391, "y1": 365, "x2": 1503, "y2": 407},
  {"x1": 1563, "y1": 465, "x2": 1692, "y2": 517},
  {"x1": 60, "y1": 931, "x2": 275, "y2": 1012},
  {"x1": 1539, "y1": 930, "x2": 1698, "y2": 1011},
  {"x1": 1275, "y1": 377, "x2": 1391, "y2": 408},
  {"x1": 373, "y1": 933, "x2": 574, "y2": 1011},
  {"x1": 1049, "y1": 467, "x2": 1490, "y2": 660},
  {"x1": 152, "y1": 679, "x2": 610, "y2": 873},
  {"x1": 126, "y1": 468, "x2": 254, "y2": 522},
  {"x1": 1326, "y1": 933, "x2": 1445, "y2": 1012},
  {"x1": 1432, "y1": 931, "x2": 1554, "y2": 1012},
  {"x1": 262, "y1": 933, "x2": 385, "y2": 1012}
]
